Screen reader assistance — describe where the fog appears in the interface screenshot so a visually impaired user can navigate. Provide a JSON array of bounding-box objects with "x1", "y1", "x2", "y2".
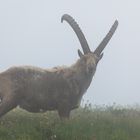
[{"x1": 0, "y1": 0, "x2": 139, "y2": 105}]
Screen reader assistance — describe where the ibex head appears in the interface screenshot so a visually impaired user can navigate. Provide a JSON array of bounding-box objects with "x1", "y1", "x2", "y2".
[{"x1": 61, "y1": 14, "x2": 118, "y2": 75}]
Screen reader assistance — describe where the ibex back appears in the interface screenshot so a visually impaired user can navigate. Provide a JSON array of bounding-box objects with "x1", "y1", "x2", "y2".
[{"x1": 0, "y1": 14, "x2": 118, "y2": 119}]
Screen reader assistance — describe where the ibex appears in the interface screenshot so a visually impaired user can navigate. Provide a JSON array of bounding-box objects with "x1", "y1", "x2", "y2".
[{"x1": 0, "y1": 14, "x2": 118, "y2": 119}]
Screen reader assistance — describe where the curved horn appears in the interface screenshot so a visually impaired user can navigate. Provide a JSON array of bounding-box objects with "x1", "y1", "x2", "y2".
[
  {"x1": 61, "y1": 14, "x2": 91, "y2": 54},
  {"x1": 94, "y1": 20, "x2": 118, "y2": 56}
]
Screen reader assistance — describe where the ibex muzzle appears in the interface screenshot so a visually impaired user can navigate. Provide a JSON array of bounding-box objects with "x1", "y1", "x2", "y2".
[{"x1": 0, "y1": 14, "x2": 118, "y2": 119}]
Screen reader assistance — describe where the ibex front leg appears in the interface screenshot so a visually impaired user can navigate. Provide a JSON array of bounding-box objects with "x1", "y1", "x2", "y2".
[{"x1": 58, "y1": 110, "x2": 70, "y2": 120}]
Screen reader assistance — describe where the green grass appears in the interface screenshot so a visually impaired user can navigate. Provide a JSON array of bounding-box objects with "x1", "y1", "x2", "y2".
[{"x1": 0, "y1": 105, "x2": 140, "y2": 140}]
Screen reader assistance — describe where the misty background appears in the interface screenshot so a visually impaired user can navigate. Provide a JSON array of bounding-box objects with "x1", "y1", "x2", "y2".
[{"x1": 0, "y1": 0, "x2": 139, "y2": 106}]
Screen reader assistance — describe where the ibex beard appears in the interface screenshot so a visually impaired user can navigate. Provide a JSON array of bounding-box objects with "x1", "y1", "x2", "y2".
[{"x1": 0, "y1": 14, "x2": 118, "y2": 119}]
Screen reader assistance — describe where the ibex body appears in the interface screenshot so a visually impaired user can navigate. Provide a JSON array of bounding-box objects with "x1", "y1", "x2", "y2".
[{"x1": 0, "y1": 14, "x2": 118, "y2": 119}]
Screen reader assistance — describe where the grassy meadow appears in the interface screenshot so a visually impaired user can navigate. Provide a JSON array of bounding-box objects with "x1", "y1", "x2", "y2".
[{"x1": 0, "y1": 104, "x2": 140, "y2": 140}]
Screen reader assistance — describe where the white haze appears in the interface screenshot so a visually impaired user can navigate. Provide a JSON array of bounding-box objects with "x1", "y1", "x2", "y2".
[{"x1": 0, "y1": 0, "x2": 139, "y2": 105}]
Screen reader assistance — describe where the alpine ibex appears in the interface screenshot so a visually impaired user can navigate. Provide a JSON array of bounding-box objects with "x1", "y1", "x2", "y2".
[{"x1": 0, "y1": 14, "x2": 118, "y2": 119}]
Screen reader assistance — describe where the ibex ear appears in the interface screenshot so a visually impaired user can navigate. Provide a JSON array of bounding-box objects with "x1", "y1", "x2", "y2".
[
  {"x1": 96, "y1": 53, "x2": 104, "y2": 64},
  {"x1": 78, "y1": 49, "x2": 84, "y2": 58},
  {"x1": 99, "y1": 53, "x2": 104, "y2": 60}
]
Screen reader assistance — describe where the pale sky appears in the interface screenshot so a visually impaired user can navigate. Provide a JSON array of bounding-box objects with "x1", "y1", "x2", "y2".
[{"x1": 0, "y1": 0, "x2": 139, "y2": 105}]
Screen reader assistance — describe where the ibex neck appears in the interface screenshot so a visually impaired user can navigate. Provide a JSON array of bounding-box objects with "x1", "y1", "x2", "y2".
[{"x1": 69, "y1": 60, "x2": 94, "y2": 94}]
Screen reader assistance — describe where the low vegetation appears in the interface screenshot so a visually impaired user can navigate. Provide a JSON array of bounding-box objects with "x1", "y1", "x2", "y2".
[{"x1": 0, "y1": 104, "x2": 140, "y2": 140}]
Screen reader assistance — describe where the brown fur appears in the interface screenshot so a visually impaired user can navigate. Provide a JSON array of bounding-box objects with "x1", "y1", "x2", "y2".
[
  {"x1": 0, "y1": 14, "x2": 118, "y2": 119},
  {"x1": 0, "y1": 54, "x2": 99, "y2": 119}
]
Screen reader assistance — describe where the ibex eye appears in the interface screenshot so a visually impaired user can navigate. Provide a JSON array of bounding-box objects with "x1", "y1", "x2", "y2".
[{"x1": 87, "y1": 66, "x2": 95, "y2": 73}]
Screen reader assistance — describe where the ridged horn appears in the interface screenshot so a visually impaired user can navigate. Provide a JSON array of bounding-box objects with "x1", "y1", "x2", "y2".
[
  {"x1": 61, "y1": 14, "x2": 91, "y2": 54},
  {"x1": 94, "y1": 20, "x2": 118, "y2": 56}
]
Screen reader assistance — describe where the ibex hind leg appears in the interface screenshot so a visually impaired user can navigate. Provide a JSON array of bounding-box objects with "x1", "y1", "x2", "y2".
[{"x1": 0, "y1": 95, "x2": 18, "y2": 118}]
